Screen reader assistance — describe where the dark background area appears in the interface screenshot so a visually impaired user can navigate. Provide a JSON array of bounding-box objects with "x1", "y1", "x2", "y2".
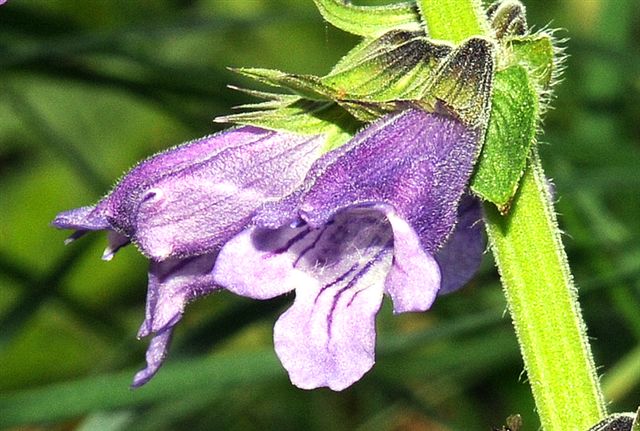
[{"x1": 1, "y1": 0, "x2": 639, "y2": 429}]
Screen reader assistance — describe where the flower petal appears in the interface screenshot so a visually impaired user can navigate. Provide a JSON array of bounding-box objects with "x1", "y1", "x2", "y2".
[
  {"x1": 217, "y1": 208, "x2": 394, "y2": 389},
  {"x1": 383, "y1": 209, "x2": 441, "y2": 313},
  {"x1": 131, "y1": 131, "x2": 323, "y2": 260},
  {"x1": 132, "y1": 329, "x2": 173, "y2": 388},
  {"x1": 255, "y1": 108, "x2": 478, "y2": 312},
  {"x1": 273, "y1": 265, "x2": 384, "y2": 391},
  {"x1": 107, "y1": 125, "x2": 276, "y2": 232},
  {"x1": 132, "y1": 254, "x2": 220, "y2": 387},
  {"x1": 435, "y1": 196, "x2": 485, "y2": 294},
  {"x1": 52, "y1": 205, "x2": 110, "y2": 232},
  {"x1": 139, "y1": 253, "x2": 220, "y2": 338},
  {"x1": 297, "y1": 108, "x2": 481, "y2": 251},
  {"x1": 212, "y1": 224, "x2": 317, "y2": 299},
  {"x1": 60, "y1": 126, "x2": 324, "y2": 261}
]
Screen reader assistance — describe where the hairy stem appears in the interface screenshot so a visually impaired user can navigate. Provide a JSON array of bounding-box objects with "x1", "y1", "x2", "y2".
[
  {"x1": 416, "y1": 0, "x2": 489, "y2": 43},
  {"x1": 484, "y1": 151, "x2": 606, "y2": 430}
]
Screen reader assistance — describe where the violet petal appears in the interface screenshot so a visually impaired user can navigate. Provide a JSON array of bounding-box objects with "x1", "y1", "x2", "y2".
[
  {"x1": 273, "y1": 266, "x2": 384, "y2": 391},
  {"x1": 139, "y1": 253, "x2": 220, "y2": 338},
  {"x1": 52, "y1": 205, "x2": 110, "y2": 232},
  {"x1": 383, "y1": 208, "x2": 441, "y2": 313},
  {"x1": 53, "y1": 126, "x2": 325, "y2": 261},
  {"x1": 115, "y1": 127, "x2": 324, "y2": 260},
  {"x1": 131, "y1": 329, "x2": 173, "y2": 388},
  {"x1": 216, "y1": 208, "x2": 394, "y2": 389},
  {"x1": 132, "y1": 253, "x2": 220, "y2": 386},
  {"x1": 299, "y1": 108, "x2": 480, "y2": 251},
  {"x1": 435, "y1": 196, "x2": 486, "y2": 294},
  {"x1": 256, "y1": 108, "x2": 479, "y2": 312}
]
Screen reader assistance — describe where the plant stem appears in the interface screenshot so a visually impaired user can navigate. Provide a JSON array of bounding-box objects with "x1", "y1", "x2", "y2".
[
  {"x1": 484, "y1": 150, "x2": 607, "y2": 430},
  {"x1": 416, "y1": 0, "x2": 489, "y2": 43}
]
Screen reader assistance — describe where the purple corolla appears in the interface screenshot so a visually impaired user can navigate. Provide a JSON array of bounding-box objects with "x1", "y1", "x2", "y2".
[
  {"x1": 53, "y1": 107, "x2": 485, "y2": 390},
  {"x1": 213, "y1": 108, "x2": 484, "y2": 389}
]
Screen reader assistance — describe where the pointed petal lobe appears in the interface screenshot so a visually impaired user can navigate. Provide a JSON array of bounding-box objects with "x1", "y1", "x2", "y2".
[
  {"x1": 139, "y1": 254, "x2": 220, "y2": 338},
  {"x1": 132, "y1": 329, "x2": 173, "y2": 388}
]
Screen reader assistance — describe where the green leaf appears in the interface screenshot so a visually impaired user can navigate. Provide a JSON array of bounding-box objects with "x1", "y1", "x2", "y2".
[
  {"x1": 416, "y1": 0, "x2": 490, "y2": 43},
  {"x1": 322, "y1": 30, "x2": 452, "y2": 102},
  {"x1": 421, "y1": 37, "x2": 495, "y2": 128},
  {"x1": 471, "y1": 65, "x2": 538, "y2": 211},
  {"x1": 216, "y1": 98, "x2": 358, "y2": 152},
  {"x1": 312, "y1": 0, "x2": 422, "y2": 37},
  {"x1": 507, "y1": 34, "x2": 556, "y2": 89}
]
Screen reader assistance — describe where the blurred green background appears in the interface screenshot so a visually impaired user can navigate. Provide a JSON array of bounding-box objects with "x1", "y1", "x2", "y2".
[{"x1": 1, "y1": 0, "x2": 639, "y2": 430}]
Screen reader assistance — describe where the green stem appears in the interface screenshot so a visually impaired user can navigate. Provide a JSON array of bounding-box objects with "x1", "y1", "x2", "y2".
[
  {"x1": 484, "y1": 151, "x2": 607, "y2": 430},
  {"x1": 416, "y1": 0, "x2": 489, "y2": 43}
]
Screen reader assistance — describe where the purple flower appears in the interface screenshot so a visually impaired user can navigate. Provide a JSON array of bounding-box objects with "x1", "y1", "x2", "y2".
[
  {"x1": 212, "y1": 108, "x2": 485, "y2": 390},
  {"x1": 53, "y1": 107, "x2": 485, "y2": 390},
  {"x1": 53, "y1": 125, "x2": 326, "y2": 386}
]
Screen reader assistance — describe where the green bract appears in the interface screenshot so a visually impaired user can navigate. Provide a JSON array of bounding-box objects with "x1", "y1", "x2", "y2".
[
  {"x1": 322, "y1": 32, "x2": 451, "y2": 102},
  {"x1": 419, "y1": 37, "x2": 494, "y2": 128},
  {"x1": 462, "y1": 1, "x2": 557, "y2": 209},
  {"x1": 470, "y1": 66, "x2": 538, "y2": 212},
  {"x1": 508, "y1": 34, "x2": 556, "y2": 89}
]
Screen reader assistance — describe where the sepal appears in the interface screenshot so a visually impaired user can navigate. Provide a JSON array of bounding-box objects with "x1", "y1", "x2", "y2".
[
  {"x1": 229, "y1": 68, "x2": 334, "y2": 101},
  {"x1": 215, "y1": 98, "x2": 358, "y2": 152},
  {"x1": 419, "y1": 37, "x2": 495, "y2": 128},
  {"x1": 322, "y1": 31, "x2": 452, "y2": 102}
]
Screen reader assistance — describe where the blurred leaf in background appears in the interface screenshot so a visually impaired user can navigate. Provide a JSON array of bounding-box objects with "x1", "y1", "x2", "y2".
[{"x1": 0, "y1": 0, "x2": 639, "y2": 430}]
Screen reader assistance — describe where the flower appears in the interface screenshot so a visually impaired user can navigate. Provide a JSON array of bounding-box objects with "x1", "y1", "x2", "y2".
[
  {"x1": 212, "y1": 107, "x2": 485, "y2": 390},
  {"x1": 52, "y1": 125, "x2": 326, "y2": 386},
  {"x1": 53, "y1": 107, "x2": 485, "y2": 390}
]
